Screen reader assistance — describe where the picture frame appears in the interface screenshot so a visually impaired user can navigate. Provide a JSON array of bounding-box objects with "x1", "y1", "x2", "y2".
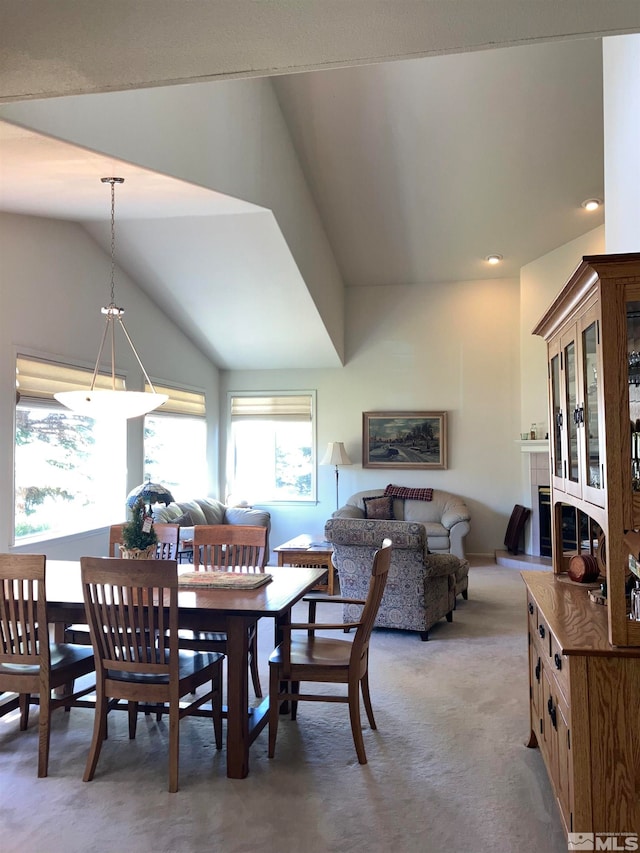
[{"x1": 362, "y1": 411, "x2": 448, "y2": 469}]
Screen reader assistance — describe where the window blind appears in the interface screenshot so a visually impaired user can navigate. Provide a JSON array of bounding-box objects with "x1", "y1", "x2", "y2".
[
  {"x1": 145, "y1": 383, "x2": 205, "y2": 417},
  {"x1": 230, "y1": 394, "x2": 312, "y2": 421},
  {"x1": 16, "y1": 354, "x2": 125, "y2": 401}
]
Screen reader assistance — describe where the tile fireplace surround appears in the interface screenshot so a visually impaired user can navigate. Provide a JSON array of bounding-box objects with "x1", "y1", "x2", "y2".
[{"x1": 519, "y1": 440, "x2": 550, "y2": 557}]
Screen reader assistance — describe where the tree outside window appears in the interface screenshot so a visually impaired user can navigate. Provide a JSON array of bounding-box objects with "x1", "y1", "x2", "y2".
[{"x1": 15, "y1": 402, "x2": 125, "y2": 540}]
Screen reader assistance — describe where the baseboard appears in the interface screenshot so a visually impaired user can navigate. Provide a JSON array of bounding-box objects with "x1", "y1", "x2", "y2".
[{"x1": 494, "y1": 549, "x2": 552, "y2": 570}]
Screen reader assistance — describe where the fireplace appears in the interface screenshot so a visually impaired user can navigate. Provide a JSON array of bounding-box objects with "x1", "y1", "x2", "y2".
[
  {"x1": 538, "y1": 486, "x2": 551, "y2": 557},
  {"x1": 520, "y1": 443, "x2": 550, "y2": 557}
]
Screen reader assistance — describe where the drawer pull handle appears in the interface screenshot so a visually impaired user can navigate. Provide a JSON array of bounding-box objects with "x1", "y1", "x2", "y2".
[
  {"x1": 539, "y1": 625, "x2": 546, "y2": 639},
  {"x1": 547, "y1": 696, "x2": 557, "y2": 729},
  {"x1": 554, "y1": 652, "x2": 562, "y2": 670},
  {"x1": 528, "y1": 602, "x2": 534, "y2": 615},
  {"x1": 535, "y1": 658, "x2": 541, "y2": 683}
]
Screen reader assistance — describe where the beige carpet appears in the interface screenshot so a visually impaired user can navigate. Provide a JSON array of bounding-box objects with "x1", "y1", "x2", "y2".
[{"x1": 0, "y1": 559, "x2": 567, "y2": 853}]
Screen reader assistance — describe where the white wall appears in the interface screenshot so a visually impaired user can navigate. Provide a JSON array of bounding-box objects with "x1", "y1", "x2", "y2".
[
  {"x1": 222, "y1": 276, "x2": 522, "y2": 557},
  {"x1": 0, "y1": 76, "x2": 346, "y2": 363},
  {"x1": 603, "y1": 34, "x2": 640, "y2": 253},
  {"x1": 0, "y1": 212, "x2": 219, "y2": 559},
  {"x1": 519, "y1": 226, "x2": 605, "y2": 444}
]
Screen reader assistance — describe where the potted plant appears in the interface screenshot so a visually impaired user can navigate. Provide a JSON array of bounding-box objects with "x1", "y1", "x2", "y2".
[{"x1": 120, "y1": 496, "x2": 158, "y2": 559}]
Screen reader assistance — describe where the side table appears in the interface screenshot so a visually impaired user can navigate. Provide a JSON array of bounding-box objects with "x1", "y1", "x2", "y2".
[{"x1": 274, "y1": 534, "x2": 335, "y2": 595}]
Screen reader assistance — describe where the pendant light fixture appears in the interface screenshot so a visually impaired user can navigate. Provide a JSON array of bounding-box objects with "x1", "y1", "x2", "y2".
[{"x1": 54, "y1": 177, "x2": 168, "y2": 419}]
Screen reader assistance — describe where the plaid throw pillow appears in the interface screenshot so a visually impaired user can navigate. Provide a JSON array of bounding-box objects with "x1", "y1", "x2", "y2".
[{"x1": 384, "y1": 484, "x2": 434, "y2": 501}]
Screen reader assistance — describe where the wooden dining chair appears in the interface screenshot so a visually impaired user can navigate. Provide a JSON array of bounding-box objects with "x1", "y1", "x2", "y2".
[
  {"x1": 154, "y1": 523, "x2": 180, "y2": 559},
  {"x1": 109, "y1": 522, "x2": 180, "y2": 559},
  {"x1": 194, "y1": 525, "x2": 267, "y2": 574},
  {"x1": 67, "y1": 522, "x2": 181, "y2": 647},
  {"x1": 181, "y1": 524, "x2": 268, "y2": 698},
  {"x1": 80, "y1": 556, "x2": 224, "y2": 793},
  {"x1": 0, "y1": 553, "x2": 95, "y2": 777},
  {"x1": 268, "y1": 538, "x2": 392, "y2": 765}
]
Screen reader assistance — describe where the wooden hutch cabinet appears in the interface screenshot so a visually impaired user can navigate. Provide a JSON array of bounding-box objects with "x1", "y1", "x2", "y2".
[{"x1": 524, "y1": 253, "x2": 640, "y2": 837}]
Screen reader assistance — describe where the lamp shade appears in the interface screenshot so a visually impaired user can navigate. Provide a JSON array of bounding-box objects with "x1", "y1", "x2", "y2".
[
  {"x1": 55, "y1": 389, "x2": 168, "y2": 420},
  {"x1": 126, "y1": 481, "x2": 175, "y2": 509},
  {"x1": 321, "y1": 441, "x2": 352, "y2": 467}
]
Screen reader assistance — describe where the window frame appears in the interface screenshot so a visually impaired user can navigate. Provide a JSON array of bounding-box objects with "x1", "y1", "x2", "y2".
[
  {"x1": 13, "y1": 352, "x2": 128, "y2": 545},
  {"x1": 226, "y1": 390, "x2": 317, "y2": 505}
]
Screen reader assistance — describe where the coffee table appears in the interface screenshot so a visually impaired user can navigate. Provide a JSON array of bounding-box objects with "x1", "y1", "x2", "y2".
[{"x1": 274, "y1": 534, "x2": 335, "y2": 595}]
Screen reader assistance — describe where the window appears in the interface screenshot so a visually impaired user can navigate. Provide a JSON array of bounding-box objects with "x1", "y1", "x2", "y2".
[
  {"x1": 144, "y1": 384, "x2": 207, "y2": 500},
  {"x1": 228, "y1": 393, "x2": 315, "y2": 503},
  {"x1": 14, "y1": 355, "x2": 126, "y2": 542}
]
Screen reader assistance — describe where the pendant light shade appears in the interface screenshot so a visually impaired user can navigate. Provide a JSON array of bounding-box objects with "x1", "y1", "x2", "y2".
[
  {"x1": 54, "y1": 177, "x2": 167, "y2": 419},
  {"x1": 54, "y1": 388, "x2": 166, "y2": 419}
]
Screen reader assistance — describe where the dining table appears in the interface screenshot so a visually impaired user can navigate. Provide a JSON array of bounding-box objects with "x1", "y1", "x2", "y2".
[{"x1": 45, "y1": 560, "x2": 326, "y2": 779}]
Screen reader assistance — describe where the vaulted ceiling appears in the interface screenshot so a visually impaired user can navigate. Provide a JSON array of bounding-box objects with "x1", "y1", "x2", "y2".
[{"x1": 1, "y1": 2, "x2": 634, "y2": 369}]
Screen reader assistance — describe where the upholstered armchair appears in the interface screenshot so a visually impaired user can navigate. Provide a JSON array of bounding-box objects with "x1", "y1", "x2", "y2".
[{"x1": 325, "y1": 518, "x2": 468, "y2": 640}]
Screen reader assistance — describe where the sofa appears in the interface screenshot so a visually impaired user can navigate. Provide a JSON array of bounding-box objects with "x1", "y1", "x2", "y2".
[
  {"x1": 325, "y1": 517, "x2": 468, "y2": 640},
  {"x1": 149, "y1": 497, "x2": 271, "y2": 560},
  {"x1": 333, "y1": 486, "x2": 470, "y2": 561}
]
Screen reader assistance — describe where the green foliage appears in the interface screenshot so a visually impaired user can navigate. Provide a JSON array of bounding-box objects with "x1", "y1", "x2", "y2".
[
  {"x1": 21, "y1": 485, "x2": 73, "y2": 516},
  {"x1": 122, "y1": 497, "x2": 158, "y2": 550}
]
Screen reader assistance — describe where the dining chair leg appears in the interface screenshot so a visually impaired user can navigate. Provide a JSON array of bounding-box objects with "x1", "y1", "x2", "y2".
[
  {"x1": 84, "y1": 688, "x2": 109, "y2": 782},
  {"x1": 348, "y1": 683, "x2": 367, "y2": 765},
  {"x1": 360, "y1": 671, "x2": 377, "y2": 729},
  {"x1": 128, "y1": 701, "x2": 138, "y2": 739},
  {"x1": 290, "y1": 681, "x2": 300, "y2": 720},
  {"x1": 37, "y1": 688, "x2": 52, "y2": 778},
  {"x1": 267, "y1": 664, "x2": 280, "y2": 758},
  {"x1": 212, "y1": 673, "x2": 223, "y2": 750},
  {"x1": 168, "y1": 695, "x2": 179, "y2": 793},
  {"x1": 19, "y1": 693, "x2": 30, "y2": 730}
]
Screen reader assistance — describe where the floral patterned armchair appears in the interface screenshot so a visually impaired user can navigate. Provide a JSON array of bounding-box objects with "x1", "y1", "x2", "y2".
[{"x1": 325, "y1": 518, "x2": 469, "y2": 641}]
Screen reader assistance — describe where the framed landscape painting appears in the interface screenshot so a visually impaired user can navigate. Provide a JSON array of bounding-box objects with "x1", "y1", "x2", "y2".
[{"x1": 362, "y1": 411, "x2": 448, "y2": 469}]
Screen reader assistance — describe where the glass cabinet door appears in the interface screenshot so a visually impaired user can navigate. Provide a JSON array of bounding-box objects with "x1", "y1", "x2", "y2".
[
  {"x1": 582, "y1": 319, "x2": 601, "y2": 492},
  {"x1": 550, "y1": 351, "x2": 563, "y2": 479},
  {"x1": 564, "y1": 338, "x2": 580, "y2": 486}
]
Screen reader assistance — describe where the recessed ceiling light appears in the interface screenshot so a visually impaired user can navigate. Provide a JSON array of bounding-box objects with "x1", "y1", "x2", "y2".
[
  {"x1": 485, "y1": 254, "x2": 503, "y2": 265},
  {"x1": 581, "y1": 198, "x2": 603, "y2": 212}
]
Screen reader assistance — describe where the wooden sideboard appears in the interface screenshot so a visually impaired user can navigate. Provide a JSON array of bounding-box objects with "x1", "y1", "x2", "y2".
[{"x1": 523, "y1": 571, "x2": 640, "y2": 835}]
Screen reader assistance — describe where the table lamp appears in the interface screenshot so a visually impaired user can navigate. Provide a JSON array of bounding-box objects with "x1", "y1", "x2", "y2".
[{"x1": 321, "y1": 441, "x2": 353, "y2": 511}]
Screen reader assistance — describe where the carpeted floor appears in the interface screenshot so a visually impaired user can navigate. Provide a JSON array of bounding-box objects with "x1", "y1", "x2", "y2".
[{"x1": 0, "y1": 559, "x2": 567, "y2": 853}]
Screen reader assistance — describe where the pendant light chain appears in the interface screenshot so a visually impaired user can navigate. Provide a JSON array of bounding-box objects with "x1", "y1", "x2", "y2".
[
  {"x1": 53, "y1": 175, "x2": 167, "y2": 418},
  {"x1": 109, "y1": 178, "x2": 116, "y2": 306},
  {"x1": 102, "y1": 176, "x2": 124, "y2": 308}
]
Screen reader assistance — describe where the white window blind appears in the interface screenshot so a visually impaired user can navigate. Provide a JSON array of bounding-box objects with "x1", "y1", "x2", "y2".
[
  {"x1": 16, "y1": 354, "x2": 125, "y2": 401},
  {"x1": 230, "y1": 395, "x2": 312, "y2": 421},
  {"x1": 145, "y1": 383, "x2": 205, "y2": 417}
]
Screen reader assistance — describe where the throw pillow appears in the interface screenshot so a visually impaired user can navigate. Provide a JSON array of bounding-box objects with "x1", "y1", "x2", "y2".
[
  {"x1": 170, "y1": 511, "x2": 193, "y2": 527},
  {"x1": 362, "y1": 495, "x2": 395, "y2": 520}
]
